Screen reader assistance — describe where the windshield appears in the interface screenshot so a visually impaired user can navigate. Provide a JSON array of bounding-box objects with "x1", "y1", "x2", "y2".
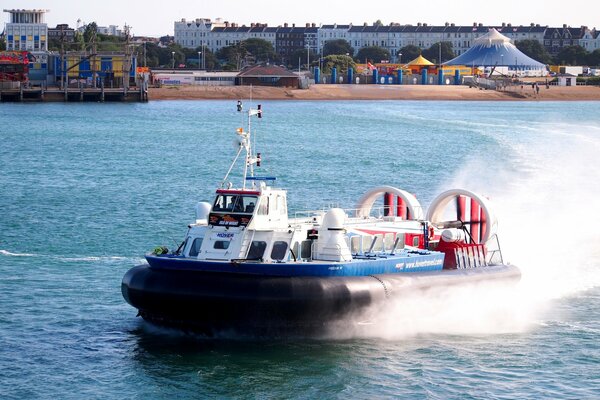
[{"x1": 212, "y1": 195, "x2": 257, "y2": 214}]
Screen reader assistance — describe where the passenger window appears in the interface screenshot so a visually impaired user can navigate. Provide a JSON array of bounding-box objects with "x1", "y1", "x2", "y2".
[
  {"x1": 301, "y1": 240, "x2": 312, "y2": 259},
  {"x1": 214, "y1": 240, "x2": 230, "y2": 250},
  {"x1": 189, "y1": 238, "x2": 203, "y2": 257},
  {"x1": 270, "y1": 241, "x2": 288, "y2": 260},
  {"x1": 257, "y1": 197, "x2": 269, "y2": 215},
  {"x1": 413, "y1": 236, "x2": 419, "y2": 247},
  {"x1": 247, "y1": 241, "x2": 267, "y2": 259}
]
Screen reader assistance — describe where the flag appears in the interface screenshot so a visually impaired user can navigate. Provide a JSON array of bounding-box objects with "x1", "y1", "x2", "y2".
[{"x1": 367, "y1": 62, "x2": 376, "y2": 71}]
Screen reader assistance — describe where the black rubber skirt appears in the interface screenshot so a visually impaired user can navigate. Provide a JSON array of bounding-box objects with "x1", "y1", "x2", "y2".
[{"x1": 122, "y1": 264, "x2": 520, "y2": 334}]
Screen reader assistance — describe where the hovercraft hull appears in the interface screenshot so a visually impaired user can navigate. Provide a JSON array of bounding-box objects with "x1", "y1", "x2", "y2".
[{"x1": 121, "y1": 263, "x2": 520, "y2": 334}]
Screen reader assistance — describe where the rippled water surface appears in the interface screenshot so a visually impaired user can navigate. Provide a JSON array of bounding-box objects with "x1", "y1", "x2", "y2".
[{"x1": 1, "y1": 100, "x2": 599, "y2": 399}]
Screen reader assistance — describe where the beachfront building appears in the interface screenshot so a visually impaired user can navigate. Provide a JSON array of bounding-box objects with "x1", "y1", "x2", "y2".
[
  {"x1": 174, "y1": 18, "x2": 225, "y2": 49},
  {"x1": 172, "y1": 18, "x2": 596, "y2": 64},
  {"x1": 208, "y1": 24, "x2": 277, "y2": 53},
  {"x1": 276, "y1": 24, "x2": 317, "y2": 63},
  {"x1": 543, "y1": 25, "x2": 599, "y2": 55},
  {"x1": 3, "y1": 9, "x2": 49, "y2": 52},
  {"x1": 318, "y1": 24, "x2": 351, "y2": 55}
]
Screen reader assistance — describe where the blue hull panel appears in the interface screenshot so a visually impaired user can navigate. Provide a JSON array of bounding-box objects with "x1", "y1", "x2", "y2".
[{"x1": 145, "y1": 251, "x2": 445, "y2": 277}]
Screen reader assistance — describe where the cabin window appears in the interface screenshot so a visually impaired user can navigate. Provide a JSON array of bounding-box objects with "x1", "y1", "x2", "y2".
[
  {"x1": 257, "y1": 197, "x2": 269, "y2": 215},
  {"x1": 213, "y1": 195, "x2": 258, "y2": 213},
  {"x1": 247, "y1": 241, "x2": 267, "y2": 259},
  {"x1": 270, "y1": 241, "x2": 288, "y2": 260},
  {"x1": 189, "y1": 238, "x2": 203, "y2": 257},
  {"x1": 413, "y1": 237, "x2": 419, "y2": 247},
  {"x1": 301, "y1": 240, "x2": 312, "y2": 259},
  {"x1": 214, "y1": 240, "x2": 230, "y2": 250}
]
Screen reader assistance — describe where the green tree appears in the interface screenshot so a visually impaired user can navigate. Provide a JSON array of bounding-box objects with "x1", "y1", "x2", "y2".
[
  {"x1": 421, "y1": 42, "x2": 455, "y2": 64},
  {"x1": 83, "y1": 22, "x2": 98, "y2": 44},
  {"x1": 321, "y1": 54, "x2": 355, "y2": 74},
  {"x1": 322, "y1": 39, "x2": 354, "y2": 57},
  {"x1": 515, "y1": 39, "x2": 553, "y2": 64},
  {"x1": 373, "y1": 19, "x2": 384, "y2": 27},
  {"x1": 216, "y1": 42, "x2": 247, "y2": 69},
  {"x1": 588, "y1": 49, "x2": 600, "y2": 66},
  {"x1": 0, "y1": 36, "x2": 7, "y2": 51},
  {"x1": 242, "y1": 38, "x2": 278, "y2": 62},
  {"x1": 289, "y1": 48, "x2": 318, "y2": 69},
  {"x1": 555, "y1": 45, "x2": 589, "y2": 65},
  {"x1": 398, "y1": 45, "x2": 421, "y2": 63},
  {"x1": 356, "y1": 46, "x2": 391, "y2": 63}
]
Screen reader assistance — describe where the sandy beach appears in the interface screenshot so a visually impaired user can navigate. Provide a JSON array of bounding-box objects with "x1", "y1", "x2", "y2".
[{"x1": 148, "y1": 84, "x2": 600, "y2": 101}]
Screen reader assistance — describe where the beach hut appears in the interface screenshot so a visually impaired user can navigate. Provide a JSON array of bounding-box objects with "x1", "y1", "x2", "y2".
[{"x1": 444, "y1": 28, "x2": 547, "y2": 77}]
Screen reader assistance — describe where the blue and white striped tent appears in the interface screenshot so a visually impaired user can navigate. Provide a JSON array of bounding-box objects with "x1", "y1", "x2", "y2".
[{"x1": 444, "y1": 28, "x2": 547, "y2": 76}]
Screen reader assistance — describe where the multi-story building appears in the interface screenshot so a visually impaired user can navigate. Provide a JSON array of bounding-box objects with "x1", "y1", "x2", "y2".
[
  {"x1": 318, "y1": 24, "x2": 351, "y2": 54},
  {"x1": 276, "y1": 23, "x2": 313, "y2": 62},
  {"x1": 173, "y1": 18, "x2": 598, "y2": 64},
  {"x1": 48, "y1": 24, "x2": 75, "y2": 42},
  {"x1": 174, "y1": 18, "x2": 224, "y2": 49},
  {"x1": 3, "y1": 9, "x2": 49, "y2": 52},
  {"x1": 544, "y1": 25, "x2": 599, "y2": 55}
]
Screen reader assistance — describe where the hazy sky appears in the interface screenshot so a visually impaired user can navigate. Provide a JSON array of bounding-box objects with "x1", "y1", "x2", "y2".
[{"x1": 3, "y1": 0, "x2": 599, "y2": 37}]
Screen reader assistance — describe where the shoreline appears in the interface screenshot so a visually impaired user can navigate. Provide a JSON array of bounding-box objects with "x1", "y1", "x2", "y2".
[{"x1": 148, "y1": 84, "x2": 600, "y2": 101}]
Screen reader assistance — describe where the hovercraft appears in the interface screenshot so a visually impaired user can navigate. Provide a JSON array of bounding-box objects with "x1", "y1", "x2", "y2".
[{"x1": 121, "y1": 103, "x2": 520, "y2": 334}]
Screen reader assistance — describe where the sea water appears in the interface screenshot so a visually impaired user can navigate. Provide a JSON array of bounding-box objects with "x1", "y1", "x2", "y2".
[{"x1": 1, "y1": 100, "x2": 599, "y2": 399}]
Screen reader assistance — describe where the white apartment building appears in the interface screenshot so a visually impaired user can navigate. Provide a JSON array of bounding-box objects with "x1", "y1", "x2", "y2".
[
  {"x1": 3, "y1": 8, "x2": 49, "y2": 52},
  {"x1": 174, "y1": 18, "x2": 224, "y2": 49}
]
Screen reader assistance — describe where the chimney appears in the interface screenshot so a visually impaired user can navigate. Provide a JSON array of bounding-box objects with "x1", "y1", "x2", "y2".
[
  {"x1": 445, "y1": 22, "x2": 449, "y2": 27},
  {"x1": 536, "y1": 24, "x2": 540, "y2": 27},
  {"x1": 284, "y1": 22, "x2": 288, "y2": 27},
  {"x1": 473, "y1": 22, "x2": 477, "y2": 27},
  {"x1": 417, "y1": 22, "x2": 422, "y2": 27},
  {"x1": 478, "y1": 23, "x2": 483, "y2": 27},
  {"x1": 508, "y1": 23, "x2": 512, "y2": 27},
  {"x1": 423, "y1": 23, "x2": 428, "y2": 27},
  {"x1": 251, "y1": 23, "x2": 255, "y2": 28},
  {"x1": 363, "y1": 22, "x2": 367, "y2": 27},
  {"x1": 563, "y1": 24, "x2": 567, "y2": 28},
  {"x1": 306, "y1": 23, "x2": 310, "y2": 27},
  {"x1": 292, "y1": 23, "x2": 295, "y2": 28},
  {"x1": 502, "y1": 22, "x2": 506, "y2": 27},
  {"x1": 530, "y1": 22, "x2": 535, "y2": 27},
  {"x1": 312, "y1": 23, "x2": 316, "y2": 28},
  {"x1": 451, "y1": 23, "x2": 455, "y2": 27}
]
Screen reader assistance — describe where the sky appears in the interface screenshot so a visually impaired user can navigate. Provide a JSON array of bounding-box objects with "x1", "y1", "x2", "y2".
[{"x1": 3, "y1": 0, "x2": 599, "y2": 37}]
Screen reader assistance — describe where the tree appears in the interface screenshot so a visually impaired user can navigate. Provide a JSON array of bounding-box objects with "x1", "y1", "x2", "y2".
[
  {"x1": 289, "y1": 48, "x2": 318, "y2": 69},
  {"x1": 356, "y1": 46, "x2": 391, "y2": 63},
  {"x1": 83, "y1": 22, "x2": 98, "y2": 44},
  {"x1": 373, "y1": 20, "x2": 384, "y2": 27},
  {"x1": 216, "y1": 42, "x2": 247, "y2": 70},
  {"x1": 321, "y1": 54, "x2": 355, "y2": 74},
  {"x1": 422, "y1": 42, "x2": 455, "y2": 64},
  {"x1": 515, "y1": 39, "x2": 553, "y2": 64},
  {"x1": 242, "y1": 38, "x2": 278, "y2": 63},
  {"x1": 588, "y1": 49, "x2": 600, "y2": 67},
  {"x1": 398, "y1": 45, "x2": 421, "y2": 63},
  {"x1": 0, "y1": 36, "x2": 6, "y2": 51},
  {"x1": 322, "y1": 39, "x2": 354, "y2": 57},
  {"x1": 555, "y1": 45, "x2": 588, "y2": 65}
]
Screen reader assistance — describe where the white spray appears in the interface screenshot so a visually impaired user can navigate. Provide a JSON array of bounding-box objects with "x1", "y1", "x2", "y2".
[{"x1": 333, "y1": 118, "x2": 600, "y2": 340}]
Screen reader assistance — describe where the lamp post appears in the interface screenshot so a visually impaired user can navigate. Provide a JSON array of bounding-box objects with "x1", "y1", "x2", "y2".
[
  {"x1": 398, "y1": 52, "x2": 402, "y2": 65},
  {"x1": 345, "y1": 52, "x2": 349, "y2": 73},
  {"x1": 306, "y1": 44, "x2": 310, "y2": 71},
  {"x1": 171, "y1": 51, "x2": 175, "y2": 69},
  {"x1": 198, "y1": 51, "x2": 202, "y2": 69}
]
